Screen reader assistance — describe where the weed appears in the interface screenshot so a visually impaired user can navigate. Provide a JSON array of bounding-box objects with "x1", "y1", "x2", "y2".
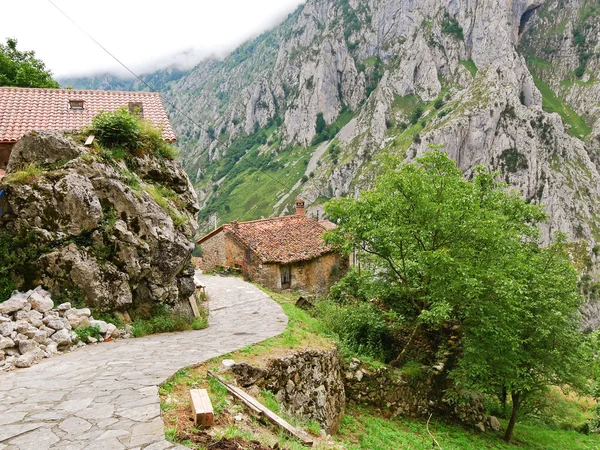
[
  {"x1": 3, "y1": 163, "x2": 43, "y2": 184},
  {"x1": 73, "y1": 325, "x2": 102, "y2": 343}
]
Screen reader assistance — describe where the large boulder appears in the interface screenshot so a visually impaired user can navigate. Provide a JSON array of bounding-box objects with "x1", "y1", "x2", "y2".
[
  {"x1": 2, "y1": 131, "x2": 199, "y2": 315},
  {"x1": 6, "y1": 131, "x2": 84, "y2": 172}
]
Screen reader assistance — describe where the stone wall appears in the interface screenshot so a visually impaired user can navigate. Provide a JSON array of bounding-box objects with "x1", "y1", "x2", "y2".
[
  {"x1": 343, "y1": 358, "x2": 493, "y2": 431},
  {"x1": 231, "y1": 348, "x2": 346, "y2": 434},
  {"x1": 288, "y1": 253, "x2": 348, "y2": 294},
  {"x1": 199, "y1": 230, "x2": 228, "y2": 271}
]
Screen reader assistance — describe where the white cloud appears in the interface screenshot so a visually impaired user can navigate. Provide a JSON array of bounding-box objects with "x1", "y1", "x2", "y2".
[{"x1": 3, "y1": 0, "x2": 305, "y2": 77}]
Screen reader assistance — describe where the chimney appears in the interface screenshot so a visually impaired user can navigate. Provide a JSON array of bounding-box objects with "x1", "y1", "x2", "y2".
[
  {"x1": 295, "y1": 198, "x2": 306, "y2": 216},
  {"x1": 231, "y1": 220, "x2": 239, "y2": 230}
]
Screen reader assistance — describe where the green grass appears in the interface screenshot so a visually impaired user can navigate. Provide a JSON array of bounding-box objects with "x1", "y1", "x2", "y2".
[
  {"x1": 132, "y1": 310, "x2": 208, "y2": 338},
  {"x1": 459, "y1": 59, "x2": 479, "y2": 77},
  {"x1": 530, "y1": 73, "x2": 592, "y2": 138},
  {"x1": 336, "y1": 407, "x2": 600, "y2": 450},
  {"x1": 3, "y1": 163, "x2": 44, "y2": 184}
]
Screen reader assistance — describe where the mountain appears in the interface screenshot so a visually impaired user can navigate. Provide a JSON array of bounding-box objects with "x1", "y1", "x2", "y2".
[
  {"x1": 70, "y1": 0, "x2": 600, "y2": 328},
  {"x1": 58, "y1": 66, "x2": 190, "y2": 92}
]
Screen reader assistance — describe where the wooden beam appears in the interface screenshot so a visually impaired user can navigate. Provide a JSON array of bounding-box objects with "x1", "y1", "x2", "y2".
[
  {"x1": 208, "y1": 371, "x2": 313, "y2": 446},
  {"x1": 189, "y1": 388, "x2": 214, "y2": 427}
]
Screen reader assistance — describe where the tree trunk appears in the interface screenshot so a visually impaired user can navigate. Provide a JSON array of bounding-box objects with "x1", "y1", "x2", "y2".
[
  {"x1": 500, "y1": 387, "x2": 507, "y2": 413},
  {"x1": 503, "y1": 391, "x2": 521, "y2": 442}
]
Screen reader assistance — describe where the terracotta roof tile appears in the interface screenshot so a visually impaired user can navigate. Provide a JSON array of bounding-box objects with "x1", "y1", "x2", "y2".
[
  {"x1": 0, "y1": 87, "x2": 176, "y2": 143},
  {"x1": 220, "y1": 215, "x2": 335, "y2": 264}
]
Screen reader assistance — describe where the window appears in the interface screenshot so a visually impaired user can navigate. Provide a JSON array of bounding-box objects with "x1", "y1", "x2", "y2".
[{"x1": 69, "y1": 100, "x2": 84, "y2": 110}]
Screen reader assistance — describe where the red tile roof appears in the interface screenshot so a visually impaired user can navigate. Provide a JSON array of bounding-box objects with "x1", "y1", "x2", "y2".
[
  {"x1": 200, "y1": 215, "x2": 335, "y2": 264},
  {"x1": 0, "y1": 87, "x2": 176, "y2": 143}
]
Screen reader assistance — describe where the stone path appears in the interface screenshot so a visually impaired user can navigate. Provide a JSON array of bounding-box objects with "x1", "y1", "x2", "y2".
[{"x1": 0, "y1": 275, "x2": 288, "y2": 450}]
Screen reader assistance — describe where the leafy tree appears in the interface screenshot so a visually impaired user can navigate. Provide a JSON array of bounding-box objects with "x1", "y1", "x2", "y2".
[
  {"x1": 325, "y1": 149, "x2": 589, "y2": 441},
  {"x1": 0, "y1": 38, "x2": 59, "y2": 88}
]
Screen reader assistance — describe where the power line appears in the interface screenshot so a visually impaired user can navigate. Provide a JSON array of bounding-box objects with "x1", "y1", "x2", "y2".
[{"x1": 46, "y1": 0, "x2": 297, "y2": 193}]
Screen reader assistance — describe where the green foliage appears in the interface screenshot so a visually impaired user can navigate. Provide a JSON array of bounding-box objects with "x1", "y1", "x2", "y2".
[
  {"x1": 315, "y1": 297, "x2": 396, "y2": 362},
  {"x1": 2, "y1": 163, "x2": 44, "y2": 184},
  {"x1": 459, "y1": 59, "x2": 478, "y2": 77},
  {"x1": 90, "y1": 108, "x2": 176, "y2": 159},
  {"x1": 529, "y1": 72, "x2": 592, "y2": 138},
  {"x1": 73, "y1": 325, "x2": 102, "y2": 343},
  {"x1": 325, "y1": 150, "x2": 589, "y2": 441},
  {"x1": 0, "y1": 38, "x2": 59, "y2": 88},
  {"x1": 442, "y1": 12, "x2": 464, "y2": 41},
  {"x1": 499, "y1": 148, "x2": 528, "y2": 173},
  {"x1": 0, "y1": 230, "x2": 47, "y2": 302},
  {"x1": 311, "y1": 109, "x2": 356, "y2": 145},
  {"x1": 315, "y1": 112, "x2": 327, "y2": 135},
  {"x1": 132, "y1": 306, "x2": 208, "y2": 337}
]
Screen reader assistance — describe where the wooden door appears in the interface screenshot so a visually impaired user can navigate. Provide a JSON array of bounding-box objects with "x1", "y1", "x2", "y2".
[{"x1": 281, "y1": 265, "x2": 291, "y2": 289}]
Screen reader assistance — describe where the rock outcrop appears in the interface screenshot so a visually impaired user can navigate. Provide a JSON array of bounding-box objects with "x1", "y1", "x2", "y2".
[
  {"x1": 1, "y1": 131, "x2": 199, "y2": 315},
  {"x1": 0, "y1": 287, "x2": 130, "y2": 372}
]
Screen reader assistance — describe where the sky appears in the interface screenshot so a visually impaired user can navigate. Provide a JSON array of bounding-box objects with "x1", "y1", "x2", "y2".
[{"x1": 3, "y1": 0, "x2": 305, "y2": 78}]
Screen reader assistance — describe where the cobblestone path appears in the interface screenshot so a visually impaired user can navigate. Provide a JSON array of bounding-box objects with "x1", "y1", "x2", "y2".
[{"x1": 0, "y1": 275, "x2": 288, "y2": 450}]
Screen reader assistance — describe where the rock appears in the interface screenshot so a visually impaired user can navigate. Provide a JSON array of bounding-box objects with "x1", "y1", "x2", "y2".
[
  {"x1": 64, "y1": 308, "x2": 92, "y2": 328},
  {"x1": 87, "y1": 337, "x2": 98, "y2": 344},
  {"x1": 488, "y1": 416, "x2": 501, "y2": 431},
  {"x1": 56, "y1": 302, "x2": 72, "y2": 313},
  {"x1": 89, "y1": 320, "x2": 108, "y2": 335},
  {"x1": 7, "y1": 131, "x2": 84, "y2": 172},
  {"x1": 0, "y1": 297, "x2": 28, "y2": 315},
  {"x1": 45, "y1": 341, "x2": 59, "y2": 356},
  {"x1": 475, "y1": 422, "x2": 486, "y2": 433},
  {"x1": 221, "y1": 359, "x2": 236, "y2": 370},
  {"x1": 14, "y1": 348, "x2": 45, "y2": 368},
  {"x1": 18, "y1": 339, "x2": 39, "y2": 355},
  {"x1": 44, "y1": 318, "x2": 65, "y2": 331},
  {"x1": 26, "y1": 310, "x2": 44, "y2": 328},
  {"x1": 0, "y1": 336, "x2": 15, "y2": 350},
  {"x1": 105, "y1": 323, "x2": 117, "y2": 338},
  {"x1": 29, "y1": 291, "x2": 54, "y2": 313},
  {"x1": 230, "y1": 363, "x2": 268, "y2": 387},
  {"x1": 0, "y1": 315, "x2": 10, "y2": 323},
  {"x1": 0, "y1": 322, "x2": 16, "y2": 337},
  {"x1": 33, "y1": 330, "x2": 49, "y2": 345},
  {"x1": 51, "y1": 329, "x2": 72, "y2": 347}
]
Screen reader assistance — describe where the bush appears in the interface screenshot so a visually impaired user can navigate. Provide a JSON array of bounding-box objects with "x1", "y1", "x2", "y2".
[
  {"x1": 73, "y1": 325, "x2": 102, "y2": 343},
  {"x1": 316, "y1": 299, "x2": 396, "y2": 361},
  {"x1": 442, "y1": 12, "x2": 464, "y2": 40},
  {"x1": 132, "y1": 307, "x2": 208, "y2": 337},
  {"x1": 0, "y1": 230, "x2": 46, "y2": 302},
  {"x1": 90, "y1": 108, "x2": 176, "y2": 160}
]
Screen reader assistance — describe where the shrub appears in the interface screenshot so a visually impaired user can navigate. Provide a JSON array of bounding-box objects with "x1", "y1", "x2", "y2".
[
  {"x1": 434, "y1": 98, "x2": 444, "y2": 110},
  {"x1": 73, "y1": 325, "x2": 102, "y2": 343},
  {"x1": 0, "y1": 230, "x2": 46, "y2": 302},
  {"x1": 442, "y1": 12, "x2": 464, "y2": 40},
  {"x1": 90, "y1": 108, "x2": 176, "y2": 160},
  {"x1": 132, "y1": 307, "x2": 208, "y2": 337},
  {"x1": 3, "y1": 163, "x2": 43, "y2": 184},
  {"x1": 316, "y1": 298, "x2": 396, "y2": 361}
]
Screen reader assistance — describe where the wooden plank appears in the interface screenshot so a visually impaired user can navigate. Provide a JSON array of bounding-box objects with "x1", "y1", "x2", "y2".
[
  {"x1": 208, "y1": 371, "x2": 313, "y2": 446},
  {"x1": 188, "y1": 295, "x2": 201, "y2": 318},
  {"x1": 190, "y1": 389, "x2": 214, "y2": 427},
  {"x1": 84, "y1": 135, "x2": 95, "y2": 146}
]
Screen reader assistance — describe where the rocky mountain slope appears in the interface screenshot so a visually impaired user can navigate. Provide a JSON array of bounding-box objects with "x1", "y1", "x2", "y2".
[{"x1": 70, "y1": 0, "x2": 600, "y2": 327}]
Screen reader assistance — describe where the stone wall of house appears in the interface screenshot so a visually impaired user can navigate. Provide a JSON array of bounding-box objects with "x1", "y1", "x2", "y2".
[
  {"x1": 230, "y1": 348, "x2": 346, "y2": 434},
  {"x1": 248, "y1": 262, "x2": 280, "y2": 290},
  {"x1": 199, "y1": 231, "x2": 227, "y2": 271},
  {"x1": 0, "y1": 143, "x2": 14, "y2": 169},
  {"x1": 289, "y1": 253, "x2": 348, "y2": 294}
]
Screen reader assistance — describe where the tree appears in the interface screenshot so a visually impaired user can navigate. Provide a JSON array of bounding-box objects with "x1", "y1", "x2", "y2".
[
  {"x1": 0, "y1": 38, "x2": 59, "y2": 88},
  {"x1": 324, "y1": 149, "x2": 589, "y2": 441}
]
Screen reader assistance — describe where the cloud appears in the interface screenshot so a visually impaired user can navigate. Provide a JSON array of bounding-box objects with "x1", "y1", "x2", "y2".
[{"x1": 3, "y1": 0, "x2": 305, "y2": 77}]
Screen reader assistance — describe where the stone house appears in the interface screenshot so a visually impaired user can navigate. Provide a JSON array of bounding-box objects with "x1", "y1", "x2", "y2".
[
  {"x1": 0, "y1": 87, "x2": 176, "y2": 177},
  {"x1": 198, "y1": 200, "x2": 348, "y2": 293}
]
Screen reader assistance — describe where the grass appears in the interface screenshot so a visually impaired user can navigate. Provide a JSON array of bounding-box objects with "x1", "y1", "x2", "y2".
[
  {"x1": 530, "y1": 73, "x2": 592, "y2": 138},
  {"x1": 460, "y1": 59, "x2": 478, "y2": 77},
  {"x1": 3, "y1": 163, "x2": 44, "y2": 184},
  {"x1": 336, "y1": 407, "x2": 600, "y2": 450},
  {"x1": 132, "y1": 309, "x2": 208, "y2": 338}
]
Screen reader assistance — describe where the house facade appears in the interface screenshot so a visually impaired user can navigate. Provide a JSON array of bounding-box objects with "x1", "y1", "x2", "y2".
[
  {"x1": 0, "y1": 87, "x2": 176, "y2": 172},
  {"x1": 198, "y1": 200, "x2": 348, "y2": 293}
]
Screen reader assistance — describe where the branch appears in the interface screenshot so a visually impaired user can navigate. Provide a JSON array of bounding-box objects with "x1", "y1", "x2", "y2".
[{"x1": 427, "y1": 413, "x2": 443, "y2": 450}]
